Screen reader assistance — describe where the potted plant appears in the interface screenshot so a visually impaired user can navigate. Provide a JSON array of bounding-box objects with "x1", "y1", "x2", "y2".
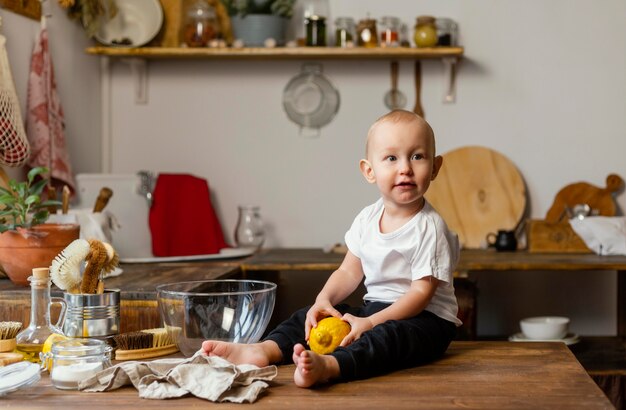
[
  {"x1": 0, "y1": 167, "x2": 80, "y2": 286},
  {"x1": 221, "y1": 0, "x2": 296, "y2": 46}
]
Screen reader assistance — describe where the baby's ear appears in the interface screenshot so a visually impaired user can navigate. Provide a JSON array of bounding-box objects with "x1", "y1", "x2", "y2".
[
  {"x1": 359, "y1": 159, "x2": 376, "y2": 183},
  {"x1": 431, "y1": 155, "x2": 443, "y2": 180}
]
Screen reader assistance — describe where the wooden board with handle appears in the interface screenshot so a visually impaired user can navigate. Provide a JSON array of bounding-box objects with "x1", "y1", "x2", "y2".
[{"x1": 425, "y1": 146, "x2": 526, "y2": 249}]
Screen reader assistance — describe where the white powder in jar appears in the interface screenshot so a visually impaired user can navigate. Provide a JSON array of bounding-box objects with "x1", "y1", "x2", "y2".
[{"x1": 51, "y1": 362, "x2": 103, "y2": 383}]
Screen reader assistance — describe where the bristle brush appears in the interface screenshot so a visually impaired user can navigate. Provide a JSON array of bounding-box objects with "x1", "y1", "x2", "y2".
[
  {"x1": 114, "y1": 327, "x2": 181, "y2": 360},
  {"x1": 0, "y1": 321, "x2": 22, "y2": 352},
  {"x1": 81, "y1": 240, "x2": 108, "y2": 294},
  {"x1": 50, "y1": 239, "x2": 90, "y2": 293}
]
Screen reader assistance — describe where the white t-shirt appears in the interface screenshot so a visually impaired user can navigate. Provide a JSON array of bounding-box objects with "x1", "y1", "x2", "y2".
[{"x1": 344, "y1": 198, "x2": 462, "y2": 326}]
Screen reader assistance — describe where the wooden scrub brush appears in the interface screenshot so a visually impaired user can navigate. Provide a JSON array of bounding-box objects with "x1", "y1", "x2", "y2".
[
  {"x1": 114, "y1": 327, "x2": 181, "y2": 360},
  {"x1": 50, "y1": 239, "x2": 90, "y2": 293},
  {"x1": 0, "y1": 321, "x2": 22, "y2": 352}
]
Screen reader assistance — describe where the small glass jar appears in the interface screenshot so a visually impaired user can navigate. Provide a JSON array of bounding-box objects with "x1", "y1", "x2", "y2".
[
  {"x1": 305, "y1": 15, "x2": 327, "y2": 46},
  {"x1": 379, "y1": 16, "x2": 401, "y2": 47},
  {"x1": 44, "y1": 338, "x2": 112, "y2": 390},
  {"x1": 414, "y1": 15, "x2": 438, "y2": 48},
  {"x1": 436, "y1": 17, "x2": 458, "y2": 46},
  {"x1": 334, "y1": 17, "x2": 355, "y2": 47},
  {"x1": 181, "y1": 0, "x2": 218, "y2": 47},
  {"x1": 234, "y1": 206, "x2": 265, "y2": 250},
  {"x1": 356, "y1": 18, "x2": 378, "y2": 48}
]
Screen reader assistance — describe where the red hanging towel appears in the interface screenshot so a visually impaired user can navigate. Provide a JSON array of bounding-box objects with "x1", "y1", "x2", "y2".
[
  {"x1": 149, "y1": 174, "x2": 229, "y2": 257},
  {"x1": 25, "y1": 17, "x2": 75, "y2": 190}
]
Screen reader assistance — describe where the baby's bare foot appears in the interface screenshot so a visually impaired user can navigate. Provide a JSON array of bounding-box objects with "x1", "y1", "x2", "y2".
[
  {"x1": 292, "y1": 343, "x2": 340, "y2": 388},
  {"x1": 202, "y1": 340, "x2": 274, "y2": 367}
]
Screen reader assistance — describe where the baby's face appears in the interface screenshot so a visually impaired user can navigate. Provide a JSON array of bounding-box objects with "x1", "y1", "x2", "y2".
[{"x1": 362, "y1": 118, "x2": 441, "y2": 210}]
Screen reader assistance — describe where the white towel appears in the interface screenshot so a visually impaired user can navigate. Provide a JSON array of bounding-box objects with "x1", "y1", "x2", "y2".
[
  {"x1": 78, "y1": 352, "x2": 277, "y2": 403},
  {"x1": 569, "y1": 216, "x2": 626, "y2": 255}
]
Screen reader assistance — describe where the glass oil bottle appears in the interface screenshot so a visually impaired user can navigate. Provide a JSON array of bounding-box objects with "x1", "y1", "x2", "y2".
[{"x1": 15, "y1": 268, "x2": 66, "y2": 363}]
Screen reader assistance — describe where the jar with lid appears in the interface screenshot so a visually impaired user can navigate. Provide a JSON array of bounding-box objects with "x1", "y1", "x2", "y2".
[
  {"x1": 435, "y1": 17, "x2": 458, "y2": 46},
  {"x1": 413, "y1": 15, "x2": 438, "y2": 48},
  {"x1": 334, "y1": 17, "x2": 355, "y2": 47},
  {"x1": 181, "y1": 0, "x2": 218, "y2": 47},
  {"x1": 234, "y1": 206, "x2": 265, "y2": 250},
  {"x1": 305, "y1": 15, "x2": 326, "y2": 46},
  {"x1": 43, "y1": 338, "x2": 112, "y2": 390},
  {"x1": 356, "y1": 18, "x2": 378, "y2": 48},
  {"x1": 15, "y1": 268, "x2": 66, "y2": 363},
  {"x1": 379, "y1": 16, "x2": 401, "y2": 47}
]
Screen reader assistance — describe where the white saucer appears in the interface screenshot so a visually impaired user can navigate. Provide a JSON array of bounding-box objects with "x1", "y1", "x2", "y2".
[{"x1": 508, "y1": 332, "x2": 580, "y2": 345}]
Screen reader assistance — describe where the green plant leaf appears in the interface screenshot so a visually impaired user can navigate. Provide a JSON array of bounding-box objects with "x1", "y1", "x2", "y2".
[
  {"x1": 32, "y1": 210, "x2": 49, "y2": 225},
  {"x1": 30, "y1": 178, "x2": 48, "y2": 197},
  {"x1": 39, "y1": 199, "x2": 62, "y2": 207},
  {"x1": 27, "y1": 167, "x2": 48, "y2": 184},
  {"x1": 25, "y1": 195, "x2": 40, "y2": 206}
]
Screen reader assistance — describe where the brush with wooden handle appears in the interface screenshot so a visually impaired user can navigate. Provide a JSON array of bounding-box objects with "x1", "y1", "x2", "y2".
[
  {"x1": 47, "y1": 185, "x2": 58, "y2": 214},
  {"x1": 61, "y1": 185, "x2": 71, "y2": 214},
  {"x1": 93, "y1": 187, "x2": 113, "y2": 213}
]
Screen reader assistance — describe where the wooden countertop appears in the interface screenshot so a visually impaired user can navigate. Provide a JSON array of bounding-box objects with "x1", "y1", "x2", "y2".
[{"x1": 0, "y1": 342, "x2": 613, "y2": 409}]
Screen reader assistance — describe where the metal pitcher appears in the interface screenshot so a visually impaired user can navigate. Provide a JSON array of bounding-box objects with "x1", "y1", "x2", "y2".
[{"x1": 62, "y1": 289, "x2": 120, "y2": 338}]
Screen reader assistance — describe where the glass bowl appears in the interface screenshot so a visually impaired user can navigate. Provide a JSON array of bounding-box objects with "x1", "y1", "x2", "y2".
[{"x1": 156, "y1": 280, "x2": 277, "y2": 356}]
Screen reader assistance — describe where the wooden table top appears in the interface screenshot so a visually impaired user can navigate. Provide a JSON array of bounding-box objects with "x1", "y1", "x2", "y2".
[
  {"x1": 0, "y1": 262, "x2": 241, "y2": 299},
  {"x1": 0, "y1": 341, "x2": 612, "y2": 409},
  {"x1": 241, "y1": 248, "x2": 626, "y2": 272}
]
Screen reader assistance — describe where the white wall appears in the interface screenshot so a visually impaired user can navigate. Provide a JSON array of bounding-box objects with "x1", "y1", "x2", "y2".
[{"x1": 1, "y1": 0, "x2": 624, "y2": 337}]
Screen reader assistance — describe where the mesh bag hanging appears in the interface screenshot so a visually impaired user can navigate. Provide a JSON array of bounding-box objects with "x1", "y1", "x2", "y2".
[{"x1": 0, "y1": 34, "x2": 30, "y2": 167}]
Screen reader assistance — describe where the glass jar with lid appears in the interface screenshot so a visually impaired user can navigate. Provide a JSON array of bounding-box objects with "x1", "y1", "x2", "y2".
[
  {"x1": 413, "y1": 15, "x2": 438, "y2": 48},
  {"x1": 181, "y1": 0, "x2": 218, "y2": 47},
  {"x1": 43, "y1": 338, "x2": 112, "y2": 390},
  {"x1": 334, "y1": 17, "x2": 355, "y2": 47},
  {"x1": 305, "y1": 15, "x2": 327, "y2": 46},
  {"x1": 436, "y1": 17, "x2": 458, "y2": 46},
  {"x1": 379, "y1": 16, "x2": 401, "y2": 47},
  {"x1": 356, "y1": 18, "x2": 378, "y2": 48}
]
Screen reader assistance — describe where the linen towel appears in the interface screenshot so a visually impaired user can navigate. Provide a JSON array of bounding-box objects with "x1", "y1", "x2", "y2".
[
  {"x1": 569, "y1": 216, "x2": 626, "y2": 255},
  {"x1": 25, "y1": 16, "x2": 75, "y2": 190},
  {"x1": 148, "y1": 174, "x2": 228, "y2": 256},
  {"x1": 79, "y1": 352, "x2": 277, "y2": 403}
]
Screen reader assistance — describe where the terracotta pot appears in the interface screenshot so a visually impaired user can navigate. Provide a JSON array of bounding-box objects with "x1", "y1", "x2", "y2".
[{"x1": 0, "y1": 224, "x2": 80, "y2": 286}]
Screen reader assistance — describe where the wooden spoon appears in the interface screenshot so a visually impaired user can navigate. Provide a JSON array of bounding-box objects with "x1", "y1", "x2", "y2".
[{"x1": 413, "y1": 60, "x2": 424, "y2": 117}]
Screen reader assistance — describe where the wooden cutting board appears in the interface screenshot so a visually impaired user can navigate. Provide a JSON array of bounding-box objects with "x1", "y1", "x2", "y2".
[{"x1": 425, "y1": 146, "x2": 527, "y2": 248}]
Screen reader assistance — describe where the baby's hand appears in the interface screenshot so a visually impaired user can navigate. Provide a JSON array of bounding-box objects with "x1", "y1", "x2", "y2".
[
  {"x1": 339, "y1": 313, "x2": 374, "y2": 347},
  {"x1": 304, "y1": 300, "x2": 342, "y2": 341}
]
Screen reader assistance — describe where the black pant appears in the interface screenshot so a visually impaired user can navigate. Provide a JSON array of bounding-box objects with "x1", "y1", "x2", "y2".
[{"x1": 264, "y1": 302, "x2": 457, "y2": 381}]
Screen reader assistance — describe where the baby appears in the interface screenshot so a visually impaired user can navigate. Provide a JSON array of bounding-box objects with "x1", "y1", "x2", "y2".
[{"x1": 203, "y1": 110, "x2": 461, "y2": 387}]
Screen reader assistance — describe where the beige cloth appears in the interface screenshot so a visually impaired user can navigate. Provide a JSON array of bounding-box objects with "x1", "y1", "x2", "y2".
[{"x1": 79, "y1": 352, "x2": 277, "y2": 403}]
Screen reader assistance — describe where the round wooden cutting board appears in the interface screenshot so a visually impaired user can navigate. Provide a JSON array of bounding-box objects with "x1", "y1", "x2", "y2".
[{"x1": 425, "y1": 146, "x2": 527, "y2": 249}]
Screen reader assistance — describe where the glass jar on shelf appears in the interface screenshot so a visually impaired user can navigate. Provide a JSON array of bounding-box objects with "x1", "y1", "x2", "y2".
[
  {"x1": 379, "y1": 16, "x2": 401, "y2": 47},
  {"x1": 356, "y1": 18, "x2": 378, "y2": 48},
  {"x1": 181, "y1": 0, "x2": 218, "y2": 47},
  {"x1": 305, "y1": 15, "x2": 327, "y2": 46},
  {"x1": 334, "y1": 17, "x2": 356, "y2": 47},
  {"x1": 413, "y1": 15, "x2": 438, "y2": 48},
  {"x1": 436, "y1": 17, "x2": 458, "y2": 46}
]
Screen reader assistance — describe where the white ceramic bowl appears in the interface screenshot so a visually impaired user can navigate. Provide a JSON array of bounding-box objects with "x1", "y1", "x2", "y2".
[{"x1": 520, "y1": 316, "x2": 570, "y2": 340}]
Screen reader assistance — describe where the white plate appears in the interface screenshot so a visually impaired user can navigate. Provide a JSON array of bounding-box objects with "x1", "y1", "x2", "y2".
[
  {"x1": 94, "y1": 0, "x2": 163, "y2": 47},
  {"x1": 120, "y1": 247, "x2": 255, "y2": 263},
  {"x1": 508, "y1": 332, "x2": 580, "y2": 345}
]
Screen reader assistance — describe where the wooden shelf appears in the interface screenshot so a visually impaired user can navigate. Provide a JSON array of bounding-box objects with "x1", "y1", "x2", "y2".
[{"x1": 85, "y1": 46, "x2": 464, "y2": 60}]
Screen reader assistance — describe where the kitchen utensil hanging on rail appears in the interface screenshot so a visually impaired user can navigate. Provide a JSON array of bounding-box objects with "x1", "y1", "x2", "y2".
[
  {"x1": 413, "y1": 61, "x2": 424, "y2": 117},
  {"x1": 384, "y1": 61, "x2": 406, "y2": 110}
]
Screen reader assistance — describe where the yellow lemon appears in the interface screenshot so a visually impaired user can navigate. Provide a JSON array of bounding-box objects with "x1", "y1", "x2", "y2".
[
  {"x1": 308, "y1": 317, "x2": 351, "y2": 355},
  {"x1": 41, "y1": 333, "x2": 68, "y2": 371}
]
